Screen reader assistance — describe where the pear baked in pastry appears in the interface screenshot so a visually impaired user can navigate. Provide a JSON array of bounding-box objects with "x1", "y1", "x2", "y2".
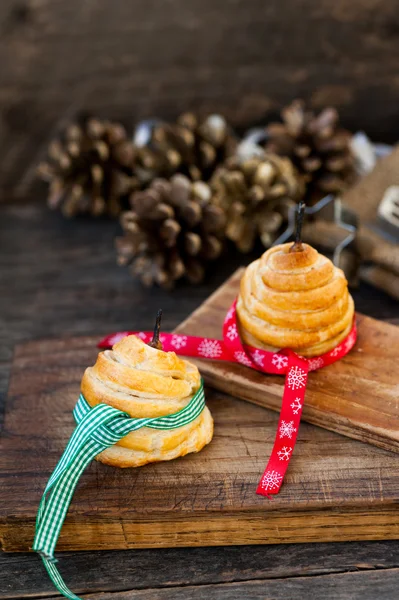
[
  {"x1": 237, "y1": 242, "x2": 355, "y2": 357},
  {"x1": 81, "y1": 335, "x2": 214, "y2": 467}
]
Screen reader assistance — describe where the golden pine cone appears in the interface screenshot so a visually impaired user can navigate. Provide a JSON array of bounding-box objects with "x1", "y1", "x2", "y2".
[
  {"x1": 116, "y1": 174, "x2": 226, "y2": 288},
  {"x1": 134, "y1": 113, "x2": 237, "y2": 185},
  {"x1": 266, "y1": 100, "x2": 356, "y2": 202},
  {"x1": 38, "y1": 116, "x2": 139, "y2": 217},
  {"x1": 210, "y1": 153, "x2": 304, "y2": 252}
]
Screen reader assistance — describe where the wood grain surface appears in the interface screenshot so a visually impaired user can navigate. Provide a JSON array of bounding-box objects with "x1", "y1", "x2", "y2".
[
  {"x1": 177, "y1": 269, "x2": 399, "y2": 452},
  {"x1": 2, "y1": 541, "x2": 399, "y2": 599},
  {"x1": 1, "y1": 202, "x2": 398, "y2": 599},
  {"x1": 39, "y1": 569, "x2": 399, "y2": 600},
  {"x1": 2, "y1": 0, "x2": 399, "y2": 200},
  {"x1": 1, "y1": 321, "x2": 399, "y2": 552}
]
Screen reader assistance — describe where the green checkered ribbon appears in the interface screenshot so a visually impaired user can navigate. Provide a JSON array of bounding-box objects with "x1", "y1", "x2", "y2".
[{"x1": 33, "y1": 383, "x2": 205, "y2": 600}]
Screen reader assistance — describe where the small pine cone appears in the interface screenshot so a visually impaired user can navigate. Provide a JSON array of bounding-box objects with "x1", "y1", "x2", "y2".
[
  {"x1": 134, "y1": 113, "x2": 237, "y2": 184},
  {"x1": 116, "y1": 174, "x2": 226, "y2": 288},
  {"x1": 266, "y1": 100, "x2": 356, "y2": 202},
  {"x1": 210, "y1": 154, "x2": 304, "y2": 252},
  {"x1": 38, "y1": 116, "x2": 139, "y2": 217}
]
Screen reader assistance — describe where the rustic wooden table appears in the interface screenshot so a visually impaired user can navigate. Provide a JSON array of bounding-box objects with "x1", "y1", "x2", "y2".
[{"x1": 1, "y1": 201, "x2": 398, "y2": 600}]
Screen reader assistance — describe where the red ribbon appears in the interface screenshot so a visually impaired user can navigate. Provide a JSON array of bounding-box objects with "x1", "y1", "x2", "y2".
[{"x1": 98, "y1": 300, "x2": 357, "y2": 496}]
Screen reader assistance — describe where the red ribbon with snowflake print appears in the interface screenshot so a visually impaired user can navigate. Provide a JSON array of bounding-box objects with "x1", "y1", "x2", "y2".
[{"x1": 99, "y1": 301, "x2": 357, "y2": 496}]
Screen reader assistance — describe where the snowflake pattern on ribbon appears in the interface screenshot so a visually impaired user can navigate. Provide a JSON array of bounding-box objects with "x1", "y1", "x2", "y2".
[
  {"x1": 279, "y1": 420, "x2": 297, "y2": 439},
  {"x1": 330, "y1": 344, "x2": 342, "y2": 357},
  {"x1": 197, "y1": 339, "x2": 223, "y2": 358},
  {"x1": 136, "y1": 332, "x2": 147, "y2": 340},
  {"x1": 308, "y1": 356, "x2": 324, "y2": 371},
  {"x1": 277, "y1": 446, "x2": 292, "y2": 461},
  {"x1": 271, "y1": 354, "x2": 288, "y2": 370},
  {"x1": 287, "y1": 366, "x2": 307, "y2": 390},
  {"x1": 260, "y1": 470, "x2": 283, "y2": 491},
  {"x1": 170, "y1": 334, "x2": 187, "y2": 350},
  {"x1": 251, "y1": 349, "x2": 264, "y2": 367},
  {"x1": 290, "y1": 398, "x2": 302, "y2": 415},
  {"x1": 234, "y1": 351, "x2": 252, "y2": 367},
  {"x1": 225, "y1": 306, "x2": 235, "y2": 322},
  {"x1": 344, "y1": 332, "x2": 356, "y2": 352},
  {"x1": 226, "y1": 324, "x2": 238, "y2": 340}
]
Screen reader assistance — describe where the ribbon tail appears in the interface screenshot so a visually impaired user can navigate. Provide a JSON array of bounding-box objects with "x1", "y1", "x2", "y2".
[
  {"x1": 256, "y1": 353, "x2": 309, "y2": 497},
  {"x1": 41, "y1": 558, "x2": 83, "y2": 600},
  {"x1": 33, "y1": 440, "x2": 102, "y2": 560},
  {"x1": 33, "y1": 440, "x2": 103, "y2": 600}
]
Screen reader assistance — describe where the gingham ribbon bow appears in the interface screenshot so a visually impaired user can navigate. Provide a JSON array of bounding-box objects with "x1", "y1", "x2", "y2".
[{"x1": 33, "y1": 385, "x2": 206, "y2": 600}]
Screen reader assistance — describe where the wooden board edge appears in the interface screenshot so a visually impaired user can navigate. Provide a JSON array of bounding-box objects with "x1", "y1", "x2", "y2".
[
  {"x1": 2, "y1": 506, "x2": 399, "y2": 552},
  {"x1": 175, "y1": 268, "x2": 244, "y2": 335},
  {"x1": 194, "y1": 365, "x2": 399, "y2": 455}
]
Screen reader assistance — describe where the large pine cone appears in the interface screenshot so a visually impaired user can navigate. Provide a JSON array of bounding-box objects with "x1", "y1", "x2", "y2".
[
  {"x1": 210, "y1": 154, "x2": 304, "y2": 252},
  {"x1": 266, "y1": 100, "x2": 355, "y2": 202},
  {"x1": 134, "y1": 113, "x2": 237, "y2": 184},
  {"x1": 38, "y1": 116, "x2": 138, "y2": 217},
  {"x1": 116, "y1": 174, "x2": 226, "y2": 288}
]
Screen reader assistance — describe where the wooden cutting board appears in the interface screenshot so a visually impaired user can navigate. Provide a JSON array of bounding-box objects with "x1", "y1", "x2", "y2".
[
  {"x1": 1, "y1": 293, "x2": 399, "y2": 551},
  {"x1": 177, "y1": 269, "x2": 399, "y2": 453}
]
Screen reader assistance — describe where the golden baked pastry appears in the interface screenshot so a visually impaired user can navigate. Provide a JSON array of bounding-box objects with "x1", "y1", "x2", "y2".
[
  {"x1": 81, "y1": 335, "x2": 213, "y2": 467},
  {"x1": 237, "y1": 242, "x2": 355, "y2": 357}
]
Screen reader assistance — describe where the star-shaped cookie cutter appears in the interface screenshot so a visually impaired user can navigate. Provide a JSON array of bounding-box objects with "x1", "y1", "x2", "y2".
[{"x1": 273, "y1": 194, "x2": 358, "y2": 267}]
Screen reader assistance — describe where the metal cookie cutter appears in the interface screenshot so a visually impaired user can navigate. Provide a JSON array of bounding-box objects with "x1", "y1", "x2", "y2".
[{"x1": 273, "y1": 194, "x2": 358, "y2": 270}]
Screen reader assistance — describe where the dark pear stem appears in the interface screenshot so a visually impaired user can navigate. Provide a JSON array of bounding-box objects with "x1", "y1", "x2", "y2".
[
  {"x1": 289, "y1": 201, "x2": 306, "y2": 253},
  {"x1": 148, "y1": 309, "x2": 163, "y2": 349}
]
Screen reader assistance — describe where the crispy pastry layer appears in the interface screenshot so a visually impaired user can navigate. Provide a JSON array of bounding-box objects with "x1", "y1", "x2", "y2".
[
  {"x1": 96, "y1": 407, "x2": 214, "y2": 468},
  {"x1": 81, "y1": 335, "x2": 213, "y2": 467},
  {"x1": 237, "y1": 243, "x2": 355, "y2": 357}
]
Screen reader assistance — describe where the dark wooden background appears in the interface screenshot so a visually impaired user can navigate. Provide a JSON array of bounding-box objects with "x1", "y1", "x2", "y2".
[
  {"x1": 1, "y1": 0, "x2": 399, "y2": 200},
  {"x1": 1, "y1": 1, "x2": 399, "y2": 597}
]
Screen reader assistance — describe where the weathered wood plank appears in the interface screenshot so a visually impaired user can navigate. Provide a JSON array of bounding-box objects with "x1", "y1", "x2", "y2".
[
  {"x1": 41, "y1": 569, "x2": 399, "y2": 600},
  {"x1": 2, "y1": 541, "x2": 399, "y2": 598}
]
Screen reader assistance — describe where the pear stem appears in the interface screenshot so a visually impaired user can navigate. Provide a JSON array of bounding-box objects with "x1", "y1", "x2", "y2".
[
  {"x1": 148, "y1": 309, "x2": 163, "y2": 349},
  {"x1": 289, "y1": 201, "x2": 306, "y2": 253}
]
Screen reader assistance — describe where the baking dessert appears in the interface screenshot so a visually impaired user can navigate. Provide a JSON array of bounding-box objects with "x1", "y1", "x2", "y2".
[
  {"x1": 237, "y1": 241, "x2": 355, "y2": 357},
  {"x1": 81, "y1": 334, "x2": 213, "y2": 467}
]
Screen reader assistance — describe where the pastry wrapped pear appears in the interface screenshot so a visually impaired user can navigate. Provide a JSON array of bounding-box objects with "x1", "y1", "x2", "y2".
[
  {"x1": 237, "y1": 242, "x2": 355, "y2": 357},
  {"x1": 81, "y1": 335, "x2": 213, "y2": 467}
]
